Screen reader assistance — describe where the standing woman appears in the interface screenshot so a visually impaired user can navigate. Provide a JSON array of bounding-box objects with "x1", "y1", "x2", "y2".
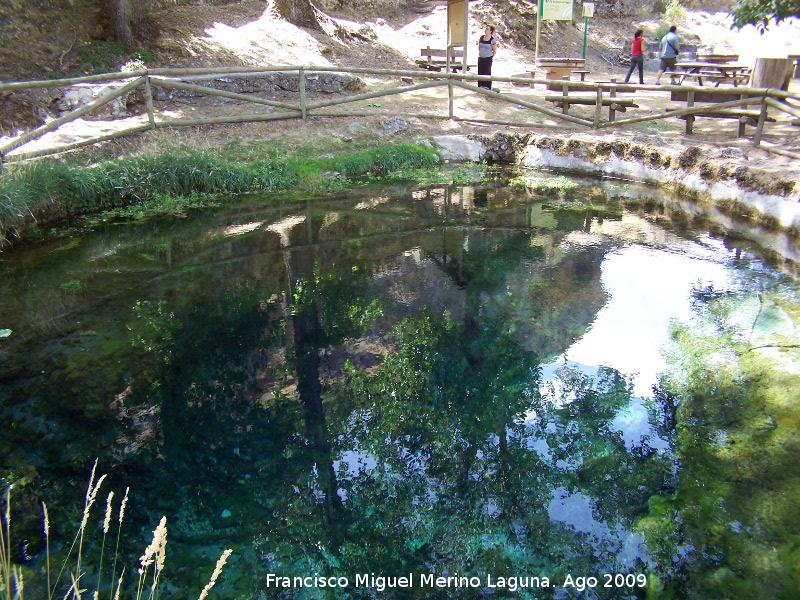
[
  {"x1": 624, "y1": 29, "x2": 645, "y2": 84},
  {"x1": 477, "y1": 24, "x2": 498, "y2": 90}
]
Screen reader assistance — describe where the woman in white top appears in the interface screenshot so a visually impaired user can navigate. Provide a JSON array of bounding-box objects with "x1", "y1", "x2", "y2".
[{"x1": 477, "y1": 24, "x2": 498, "y2": 90}]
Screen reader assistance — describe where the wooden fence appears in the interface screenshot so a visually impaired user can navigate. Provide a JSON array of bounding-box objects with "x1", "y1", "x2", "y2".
[{"x1": 1, "y1": 65, "x2": 799, "y2": 166}]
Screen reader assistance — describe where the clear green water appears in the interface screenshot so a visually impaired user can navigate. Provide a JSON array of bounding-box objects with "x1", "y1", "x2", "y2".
[{"x1": 1, "y1": 172, "x2": 800, "y2": 599}]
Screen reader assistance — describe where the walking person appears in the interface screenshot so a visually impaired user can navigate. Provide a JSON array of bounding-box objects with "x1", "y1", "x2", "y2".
[
  {"x1": 623, "y1": 29, "x2": 645, "y2": 84},
  {"x1": 654, "y1": 25, "x2": 681, "y2": 85},
  {"x1": 477, "y1": 24, "x2": 498, "y2": 90}
]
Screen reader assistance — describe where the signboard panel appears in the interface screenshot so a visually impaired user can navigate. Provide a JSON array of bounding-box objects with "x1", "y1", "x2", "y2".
[
  {"x1": 541, "y1": 0, "x2": 574, "y2": 21},
  {"x1": 583, "y1": 2, "x2": 594, "y2": 18},
  {"x1": 447, "y1": 0, "x2": 466, "y2": 45}
]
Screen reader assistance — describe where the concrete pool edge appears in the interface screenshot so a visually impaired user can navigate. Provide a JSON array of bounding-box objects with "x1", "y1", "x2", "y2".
[{"x1": 430, "y1": 133, "x2": 800, "y2": 233}]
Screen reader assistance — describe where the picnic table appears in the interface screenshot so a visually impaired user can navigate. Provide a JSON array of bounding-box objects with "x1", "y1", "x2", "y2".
[
  {"x1": 673, "y1": 62, "x2": 751, "y2": 87},
  {"x1": 695, "y1": 53, "x2": 739, "y2": 64},
  {"x1": 533, "y1": 58, "x2": 587, "y2": 88}
]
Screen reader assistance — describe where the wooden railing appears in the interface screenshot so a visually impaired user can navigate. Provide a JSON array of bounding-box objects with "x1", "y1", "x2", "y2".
[{"x1": 1, "y1": 65, "x2": 799, "y2": 166}]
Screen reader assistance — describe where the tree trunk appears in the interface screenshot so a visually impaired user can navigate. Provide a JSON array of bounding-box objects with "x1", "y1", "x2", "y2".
[
  {"x1": 749, "y1": 58, "x2": 794, "y2": 90},
  {"x1": 106, "y1": 0, "x2": 134, "y2": 47},
  {"x1": 275, "y1": 0, "x2": 322, "y2": 30}
]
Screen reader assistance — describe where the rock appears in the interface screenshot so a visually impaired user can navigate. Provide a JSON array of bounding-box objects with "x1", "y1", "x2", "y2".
[
  {"x1": 380, "y1": 115, "x2": 409, "y2": 133},
  {"x1": 718, "y1": 147, "x2": 746, "y2": 160},
  {"x1": 431, "y1": 135, "x2": 484, "y2": 162},
  {"x1": 678, "y1": 146, "x2": 702, "y2": 168},
  {"x1": 53, "y1": 82, "x2": 138, "y2": 120}
]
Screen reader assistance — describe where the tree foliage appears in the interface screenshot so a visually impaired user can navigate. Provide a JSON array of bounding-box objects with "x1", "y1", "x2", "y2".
[{"x1": 730, "y1": 0, "x2": 800, "y2": 32}]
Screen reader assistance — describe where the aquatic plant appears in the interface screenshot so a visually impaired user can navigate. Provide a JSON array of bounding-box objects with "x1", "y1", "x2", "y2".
[{"x1": 59, "y1": 280, "x2": 82, "y2": 293}]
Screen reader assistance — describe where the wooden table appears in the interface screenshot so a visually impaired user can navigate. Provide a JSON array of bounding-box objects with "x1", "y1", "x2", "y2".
[
  {"x1": 673, "y1": 62, "x2": 751, "y2": 87},
  {"x1": 695, "y1": 54, "x2": 739, "y2": 64},
  {"x1": 533, "y1": 58, "x2": 586, "y2": 89}
]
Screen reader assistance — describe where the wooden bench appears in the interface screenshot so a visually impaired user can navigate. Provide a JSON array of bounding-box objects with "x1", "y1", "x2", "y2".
[
  {"x1": 678, "y1": 110, "x2": 776, "y2": 137},
  {"x1": 571, "y1": 69, "x2": 591, "y2": 82},
  {"x1": 670, "y1": 90, "x2": 775, "y2": 137},
  {"x1": 545, "y1": 94, "x2": 639, "y2": 121},
  {"x1": 418, "y1": 47, "x2": 473, "y2": 72},
  {"x1": 674, "y1": 72, "x2": 750, "y2": 87}
]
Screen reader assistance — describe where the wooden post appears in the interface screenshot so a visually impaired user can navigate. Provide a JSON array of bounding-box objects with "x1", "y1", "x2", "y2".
[
  {"x1": 608, "y1": 77, "x2": 617, "y2": 122},
  {"x1": 299, "y1": 67, "x2": 307, "y2": 120},
  {"x1": 448, "y1": 75, "x2": 454, "y2": 119},
  {"x1": 144, "y1": 75, "x2": 156, "y2": 129},
  {"x1": 686, "y1": 90, "x2": 695, "y2": 134},
  {"x1": 750, "y1": 58, "x2": 793, "y2": 90},
  {"x1": 753, "y1": 96, "x2": 769, "y2": 146},
  {"x1": 594, "y1": 86, "x2": 602, "y2": 128},
  {"x1": 561, "y1": 76, "x2": 569, "y2": 115}
]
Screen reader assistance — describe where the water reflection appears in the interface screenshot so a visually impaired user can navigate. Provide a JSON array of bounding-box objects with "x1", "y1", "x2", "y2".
[{"x1": 1, "y1": 172, "x2": 799, "y2": 599}]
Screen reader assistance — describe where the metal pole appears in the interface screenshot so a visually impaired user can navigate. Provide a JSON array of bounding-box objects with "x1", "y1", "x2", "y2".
[
  {"x1": 535, "y1": 0, "x2": 542, "y2": 64},
  {"x1": 582, "y1": 17, "x2": 589, "y2": 59}
]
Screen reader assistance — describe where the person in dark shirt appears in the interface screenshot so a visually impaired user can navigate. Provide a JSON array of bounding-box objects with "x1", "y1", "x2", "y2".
[{"x1": 477, "y1": 24, "x2": 498, "y2": 90}]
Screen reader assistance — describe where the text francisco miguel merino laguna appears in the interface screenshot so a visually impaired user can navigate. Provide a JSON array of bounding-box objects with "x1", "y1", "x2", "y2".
[{"x1": 266, "y1": 573, "x2": 552, "y2": 592}]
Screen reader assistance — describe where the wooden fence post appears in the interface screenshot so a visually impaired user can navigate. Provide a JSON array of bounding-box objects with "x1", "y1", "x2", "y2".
[
  {"x1": 685, "y1": 90, "x2": 695, "y2": 134},
  {"x1": 593, "y1": 86, "x2": 602, "y2": 128},
  {"x1": 299, "y1": 67, "x2": 307, "y2": 120},
  {"x1": 753, "y1": 96, "x2": 769, "y2": 146},
  {"x1": 144, "y1": 75, "x2": 156, "y2": 129},
  {"x1": 608, "y1": 78, "x2": 617, "y2": 122},
  {"x1": 448, "y1": 74, "x2": 453, "y2": 119}
]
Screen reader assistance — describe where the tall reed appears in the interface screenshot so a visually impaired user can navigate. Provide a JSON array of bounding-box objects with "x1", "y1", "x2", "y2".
[{"x1": 1, "y1": 465, "x2": 233, "y2": 600}]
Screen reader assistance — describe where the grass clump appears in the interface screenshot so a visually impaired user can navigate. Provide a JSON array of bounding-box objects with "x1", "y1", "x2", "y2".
[
  {"x1": 0, "y1": 142, "x2": 439, "y2": 243},
  {"x1": 0, "y1": 461, "x2": 232, "y2": 600}
]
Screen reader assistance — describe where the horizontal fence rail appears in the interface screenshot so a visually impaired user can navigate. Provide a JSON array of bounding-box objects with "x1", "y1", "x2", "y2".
[{"x1": 1, "y1": 65, "x2": 799, "y2": 166}]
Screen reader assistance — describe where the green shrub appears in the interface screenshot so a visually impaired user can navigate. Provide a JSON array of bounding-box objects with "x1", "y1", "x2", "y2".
[{"x1": 663, "y1": 0, "x2": 687, "y2": 24}]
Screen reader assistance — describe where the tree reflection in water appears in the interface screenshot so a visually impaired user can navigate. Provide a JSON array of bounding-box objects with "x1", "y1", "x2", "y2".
[{"x1": 3, "y1": 175, "x2": 798, "y2": 598}]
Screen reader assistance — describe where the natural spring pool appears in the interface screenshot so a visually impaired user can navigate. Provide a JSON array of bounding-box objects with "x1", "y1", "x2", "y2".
[{"x1": 1, "y1": 169, "x2": 799, "y2": 599}]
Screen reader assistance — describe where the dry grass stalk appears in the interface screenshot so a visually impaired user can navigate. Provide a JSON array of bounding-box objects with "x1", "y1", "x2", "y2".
[
  {"x1": 3, "y1": 470, "x2": 229, "y2": 600},
  {"x1": 197, "y1": 549, "x2": 233, "y2": 600},
  {"x1": 137, "y1": 516, "x2": 167, "y2": 600},
  {"x1": 42, "y1": 502, "x2": 51, "y2": 600}
]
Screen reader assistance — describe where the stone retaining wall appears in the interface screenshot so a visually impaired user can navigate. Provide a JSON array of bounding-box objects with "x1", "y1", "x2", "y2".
[{"x1": 431, "y1": 132, "x2": 800, "y2": 234}]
